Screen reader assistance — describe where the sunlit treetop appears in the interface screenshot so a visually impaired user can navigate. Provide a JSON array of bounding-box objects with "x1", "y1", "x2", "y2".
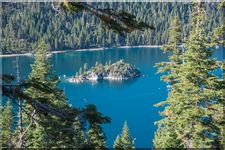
[{"x1": 218, "y1": 0, "x2": 225, "y2": 8}]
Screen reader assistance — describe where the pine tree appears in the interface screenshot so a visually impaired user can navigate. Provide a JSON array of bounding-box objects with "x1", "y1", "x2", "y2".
[
  {"x1": 153, "y1": 126, "x2": 182, "y2": 148},
  {"x1": 113, "y1": 121, "x2": 135, "y2": 150},
  {"x1": 79, "y1": 67, "x2": 83, "y2": 75},
  {"x1": 113, "y1": 135, "x2": 122, "y2": 149},
  {"x1": 26, "y1": 124, "x2": 48, "y2": 148},
  {"x1": 24, "y1": 41, "x2": 75, "y2": 148},
  {"x1": 83, "y1": 63, "x2": 88, "y2": 72},
  {"x1": 82, "y1": 104, "x2": 110, "y2": 149},
  {"x1": 156, "y1": 16, "x2": 183, "y2": 84},
  {"x1": 28, "y1": 41, "x2": 51, "y2": 81},
  {"x1": 154, "y1": 3, "x2": 225, "y2": 148},
  {"x1": 176, "y1": 4, "x2": 224, "y2": 148},
  {"x1": 23, "y1": 41, "x2": 52, "y2": 148},
  {"x1": 73, "y1": 117, "x2": 88, "y2": 149},
  {"x1": 88, "y1": 124, "x2": 107, "y2": 149},
  {"x1": 0, "y1": 101, "x2": 14, "y2": 149},
  {"x1": 153, "y1": 16, "x2": 183, "y2": 148}
]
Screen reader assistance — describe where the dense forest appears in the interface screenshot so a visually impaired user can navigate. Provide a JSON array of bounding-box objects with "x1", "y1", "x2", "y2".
[
  {"x1": 1, "y1": 1, "x2": 225, "y2": 149},
  {"x1": 1, "y1": 2, "x2": 223, "y2": 54}
]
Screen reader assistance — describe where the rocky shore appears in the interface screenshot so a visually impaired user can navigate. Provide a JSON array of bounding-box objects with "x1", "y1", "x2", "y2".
[{"x1": 69, "y1": 60, "x2": 141, "y2": 83}]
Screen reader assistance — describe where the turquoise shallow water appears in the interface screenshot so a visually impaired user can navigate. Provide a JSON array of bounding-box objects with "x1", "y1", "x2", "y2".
[{"x1": 2, "y1": 47, "x2": 224, "y2": 148}]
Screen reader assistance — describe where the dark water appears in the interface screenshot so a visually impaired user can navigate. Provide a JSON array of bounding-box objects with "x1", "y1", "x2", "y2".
[{"x1": 2, "y1": 47, "x2": 224, "y2": 148}]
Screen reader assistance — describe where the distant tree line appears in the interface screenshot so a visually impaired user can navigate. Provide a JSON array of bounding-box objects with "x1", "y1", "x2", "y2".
[{"x1": 1, "y1": 2, "x2": 223, "y2": 54}]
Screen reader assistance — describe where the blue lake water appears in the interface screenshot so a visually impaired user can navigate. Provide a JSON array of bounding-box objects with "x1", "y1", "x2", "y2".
[{"x1": 2, "y1": 47, "x2": 224, "y2": 148}]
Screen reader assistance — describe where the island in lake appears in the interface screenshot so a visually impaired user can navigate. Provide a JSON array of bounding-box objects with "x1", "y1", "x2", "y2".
[{"x1": 69, "y1": 60, "x2": 141, "y2": 83}]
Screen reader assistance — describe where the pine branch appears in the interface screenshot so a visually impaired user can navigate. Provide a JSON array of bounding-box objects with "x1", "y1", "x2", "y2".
[
  {"x1": 59, "y1": 2, "x2": 155, "y2": 37},
  {"x1": 1, "y1": 83, "x2": 76, "y2": 120}
]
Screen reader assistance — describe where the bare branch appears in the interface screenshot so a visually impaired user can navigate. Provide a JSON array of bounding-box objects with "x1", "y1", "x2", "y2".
[
  {"x1": 21, "y1": 109, "x2": 36, "y2": 138},
  {"x1": 51, "y1": 0, "x2": 61, "y2": 15}
]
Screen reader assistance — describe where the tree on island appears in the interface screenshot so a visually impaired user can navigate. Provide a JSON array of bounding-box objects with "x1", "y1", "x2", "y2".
[
  {"x1": 71, "y1": 60, "x2": 141, "y2": 83},
  {"x1": 113, "y1": 121, "x2": 135, "y2": 149},
  {"x1": 79, "y1": 67, "x2": 83, "y2": 75},
  {"x1": 83, "y1": 63, "x2": 88, "y2": 72}
]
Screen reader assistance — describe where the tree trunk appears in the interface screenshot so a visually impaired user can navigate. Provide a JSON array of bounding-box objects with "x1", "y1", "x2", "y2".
[
  {"x1": 16, "y1": 56, "x2": 24, "y2": 148},
  {"x1": 17, "y1": 99, "x2": 24, "y2": 148}
]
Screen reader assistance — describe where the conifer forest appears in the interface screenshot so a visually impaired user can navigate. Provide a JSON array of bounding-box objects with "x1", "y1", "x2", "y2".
[{"x1": 1, "y1": 1, "x2": 225, "y2": 149}]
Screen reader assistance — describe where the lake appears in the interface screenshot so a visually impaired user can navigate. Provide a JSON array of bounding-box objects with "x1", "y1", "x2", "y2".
[{"x1": 2, "y1": 46, "x2": 224, "y2": 148}]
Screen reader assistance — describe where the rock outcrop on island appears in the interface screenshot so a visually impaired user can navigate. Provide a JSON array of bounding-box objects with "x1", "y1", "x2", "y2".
[{"x1": 69, "y1": 60, "x2": 141, "y2": 83}]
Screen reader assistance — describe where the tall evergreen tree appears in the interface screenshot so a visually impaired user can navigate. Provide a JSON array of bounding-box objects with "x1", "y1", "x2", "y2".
[
  {"x1": 88, "y1": 124, "x2": 107, "y2": 149},
  {"x1": 153, "y1": 16, "x2": 183, "y2": 148},
  {"x1": 24, "y1": 41, "x2": 75, "y2": 148},
  {"x1": 154, "y1": 3, "x2": 225, "y2": 148},
  {"x1": 157, "y1": 16, "x2": 183, "y2": 84},
  {"x1": 83, "y1": 104, "x2": 110, "y2": 149},
  {"x1": 0, "y1": 101, "x2": 14, "y2": 149},
  {"x1": 113, "y1": 121, "x2": 135, "y2": 149},
  {"x1": 113, "y1": 135, "x2": 122, "y2": 149},
  {"x1": 72, "y1": 117, "x2": 88, "y2": 149}
]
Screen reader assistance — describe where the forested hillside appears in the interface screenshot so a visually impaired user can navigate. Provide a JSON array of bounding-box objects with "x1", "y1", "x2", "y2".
[
  {"x1": 1, "y1": 2, "x2": 223, "y2": 54},
  {"x1": 1, "y1": 1, "x2": 225, "y2": 149}
]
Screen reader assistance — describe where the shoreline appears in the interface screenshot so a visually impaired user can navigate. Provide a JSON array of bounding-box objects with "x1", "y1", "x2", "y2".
[{"x1": 0, "y1": 45, "x2": 162, "y2": 57}]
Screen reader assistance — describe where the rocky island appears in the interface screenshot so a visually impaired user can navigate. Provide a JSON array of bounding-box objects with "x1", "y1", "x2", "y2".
[{"x1": 69, "y1": 60, "x2": 141, "y2": 83}]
